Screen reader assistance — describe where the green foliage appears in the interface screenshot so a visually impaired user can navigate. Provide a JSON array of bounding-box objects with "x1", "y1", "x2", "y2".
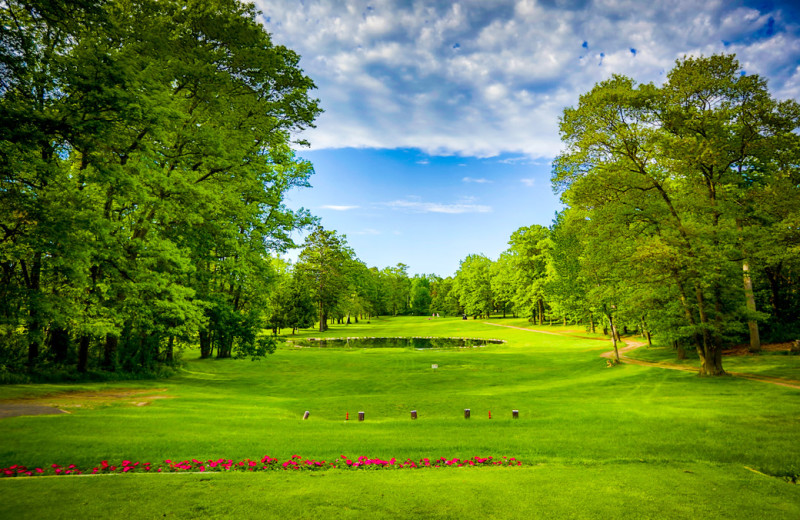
[
  {"x1": 295, "y1": 226, "x2": 356, "y2": 331},
  {"x1": 409, "y1": 274, "x2": 436, "y2": 316},
  {"x1": 0, "y1": 0, "x2": 320, "y2": 375},
  {"x1": 453, "y1": 254, "x2": 494, "y2": 317},
  {"x1": 430, "y1": 277, "x2": 461, "y2": 316},
  {"x1": 552, "y1": 54, "x2": 800, "y2": 374}
]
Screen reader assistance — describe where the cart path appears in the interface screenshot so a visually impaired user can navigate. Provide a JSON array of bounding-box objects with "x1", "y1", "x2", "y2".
[{"x1": 484, "y1": 321, "x2": 800, "y2": 390}]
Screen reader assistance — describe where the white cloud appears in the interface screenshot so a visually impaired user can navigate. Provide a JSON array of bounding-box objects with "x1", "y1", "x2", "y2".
[
  {"x1": 320, "y1": 204, "x2": 359, "y2": 211},
  {"x1": 257, "y1": 0, "x2": 800, "y2": 159},
  {"x1": 384, "y1": 198, "x2": 492, "y2": 214},
  {"x1": 520, "y1": 178, "x2": 535, "y2": 187},
  {"x1": 462, "y1": 176, "x2": 491, "y2": 183},
  {"x1": 353, "y1": 228, "x2": 381, "y2": 235}
]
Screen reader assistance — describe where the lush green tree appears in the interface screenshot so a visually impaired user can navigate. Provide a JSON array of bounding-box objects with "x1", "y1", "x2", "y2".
[
  {"x1": 0, "y1": 0, "x2": 320, "y2": 376},
  {"x1": 546, "y1": 211, "x2": 594, "y2": 331},
  {"x1": 266, "y1": 261, "x2": 316, "y2": 335},
  {"x1": 553, "y1": 54, "x2": 800, "y2": 375},
  {"x1": 409, "y1": 274, "x2": 437, "y2": 316},
  {"x1": 430, "y1": 277, "x2": 461, "y2": 316},
  {"x1": 453, "y1": 254, "x2": 494, "y2": 318},
  {"x1": 379, "y1": 263, "x2": 411, "y2": 316},
  {"x1": 489, "y1": 226, "x2": 551, "y2": 324},
  {"x1": 490, "y1": 253, "x2": 516, "y2": 318},
  {"x1": 295, "y1": 227, "x2": 355, "y2": 332}
]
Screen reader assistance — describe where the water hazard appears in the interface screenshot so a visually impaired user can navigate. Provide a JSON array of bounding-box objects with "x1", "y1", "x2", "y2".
[{"x1": 289, "y1": 337, "x2": 505, "y2": 349}]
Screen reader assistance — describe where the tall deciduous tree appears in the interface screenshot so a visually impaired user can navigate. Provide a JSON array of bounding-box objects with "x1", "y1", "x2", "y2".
[
  {"x1": 553, "y1": 54, "x2": 800, "y2": 375},
  {"x1": 295, "y1": 227, "x2": 355, "y2": 332},
  {"x1": 454, "y1": 254, "x2": 494, "y2": 318}
]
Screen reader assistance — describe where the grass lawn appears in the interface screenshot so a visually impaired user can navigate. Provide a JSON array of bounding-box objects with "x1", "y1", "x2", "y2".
[
  {"x1": 624, "y1": 341, "x2": 800, "y2": 381},
  {"x1": 2, "y1": 316, "x2": 799, "y2": 519}
]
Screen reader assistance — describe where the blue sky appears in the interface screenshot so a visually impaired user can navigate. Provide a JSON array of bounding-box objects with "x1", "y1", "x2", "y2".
[{"x1": 258, "y1": 0, "x2": 800, "y2": 277}]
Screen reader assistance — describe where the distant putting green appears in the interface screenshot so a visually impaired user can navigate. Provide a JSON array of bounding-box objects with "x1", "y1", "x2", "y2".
[{"x1": 2, "y1": 317, "x2": 799, "y2": 519}]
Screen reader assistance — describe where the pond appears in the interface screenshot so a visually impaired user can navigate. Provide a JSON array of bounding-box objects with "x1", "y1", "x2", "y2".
[{"x1": 288, "y1": 337, "x2": 505, "y2": 349}]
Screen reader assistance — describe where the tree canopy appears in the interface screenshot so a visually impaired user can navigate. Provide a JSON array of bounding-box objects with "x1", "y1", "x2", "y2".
[{"x1": 1, "y1": 0, "x2": 321, "y2": 377}]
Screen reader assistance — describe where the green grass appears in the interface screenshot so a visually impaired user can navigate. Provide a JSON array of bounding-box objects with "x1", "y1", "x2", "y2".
[
  {"x1": 625, "y1": 341, "x2": 800, "y2": 380},
  {"x1": 2, "y1": 316, "x2": 799, "y2": 519}
]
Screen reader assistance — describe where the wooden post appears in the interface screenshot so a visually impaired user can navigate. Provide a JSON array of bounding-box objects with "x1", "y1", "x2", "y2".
[
  {"x1": 512, "y1": 409, "x2": 519, "y2": 419},
  {"x1": 358, "y1": 411, "x2": 365, "y2": 422},
  {"x1": 464, "y1": 408, "x2": 470, "y2": 419},
  {"x1": 303, "y1": 411, "x2": 310, "y2": 420},
  {"x1": 411, "y1": 410, "x2": 417, "y2": 420}
]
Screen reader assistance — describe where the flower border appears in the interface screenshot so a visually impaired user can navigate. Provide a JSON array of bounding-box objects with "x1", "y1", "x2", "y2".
[{"x1": 2, "y1": 455, "x2": 522, "y2": 477}]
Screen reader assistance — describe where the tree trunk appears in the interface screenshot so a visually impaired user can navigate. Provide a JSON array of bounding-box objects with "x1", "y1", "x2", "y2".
[
  {"x1": 77, "y1": 335, "x2": 90, "y2": 373},
  {"x1": 694, "y1": 285, "x2": 724, "y2": 375},
  {"x1": 606, "y1": 311, "x2": 619, "y2": 362},
  {"x1": 49, "y1": 326, "x2": 70, "y2": 364},
  {"x1": 589, "y1": 314, "x2": 595, "y2": 334},
  {"x1": 764, "y1": 264, "x2": 783, "y2": 319},
  {"x1": 24, "y1": 252, "x2": 43, "y2": 369},
  {"x1": 103, "y1": 334, "x2": 118, "y2": 370},
  {"x1": 319, "y1": 312, "x2": 328, "y2": 332},
  {"x1": 675, "y1": 340, "x2": 686, "y2": 360},
  {"x1": 199, "y1": 329, "x2": 212, "y2": 359},
  {"x1": 166, "y1": 335, "x2": 174, "y2": 363},
  {"x1": 741, "y1": 258, "x2": 761, "y2": 353}
]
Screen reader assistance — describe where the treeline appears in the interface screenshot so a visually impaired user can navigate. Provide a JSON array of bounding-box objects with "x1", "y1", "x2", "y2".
[
  {"x1": 0, "y1": 0, "x2": 321, "y2": 380},
  {"x1": 266, "y1": 226, "x2": 442, "y2": 334},
  {"x1": 280, "y1": 55, "x2": 800, "y2": 378},
  {"x1": 436, "y1": 55, "x2": 800, "y2": 376}
]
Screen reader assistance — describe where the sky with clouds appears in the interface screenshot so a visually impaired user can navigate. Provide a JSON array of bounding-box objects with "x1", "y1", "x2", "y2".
[{"x1": 255, "y1": 0, "x2": 800, "y2": 276}]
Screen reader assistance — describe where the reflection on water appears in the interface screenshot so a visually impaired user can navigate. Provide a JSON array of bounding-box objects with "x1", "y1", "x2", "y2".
[{"x1": 289, "y1": 337, "x2": 505, "y2": 349}]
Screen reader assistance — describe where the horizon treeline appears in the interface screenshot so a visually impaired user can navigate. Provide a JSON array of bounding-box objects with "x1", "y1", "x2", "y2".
[{"x1": 272, "y1": 55, "x2": 800, "y2": 377}]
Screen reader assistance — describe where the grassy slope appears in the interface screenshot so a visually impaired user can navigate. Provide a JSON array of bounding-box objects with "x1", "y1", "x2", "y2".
[
  {"x1": 1, "y1": 316, "x2": 799, "y2": 519},
  {"x1": 625, "y1": 341, "x2": 800, "y2": 380}
]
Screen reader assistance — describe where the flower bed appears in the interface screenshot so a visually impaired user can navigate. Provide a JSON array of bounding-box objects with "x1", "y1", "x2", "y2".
[{"x1": 1, "y1": 455, "x2": 521, "y2": 477}]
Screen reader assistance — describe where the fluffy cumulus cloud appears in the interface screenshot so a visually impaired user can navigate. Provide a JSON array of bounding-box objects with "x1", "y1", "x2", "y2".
[{"x1": 256, "y1": 0, "x2": 800, "y2": 159}]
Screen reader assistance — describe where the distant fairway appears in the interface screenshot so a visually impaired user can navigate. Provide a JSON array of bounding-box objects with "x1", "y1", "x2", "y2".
[{"x1": 2, "y1": 317, "x2": 799, "y2": 519}]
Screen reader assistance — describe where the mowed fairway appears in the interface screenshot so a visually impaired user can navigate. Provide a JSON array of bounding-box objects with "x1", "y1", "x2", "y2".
[{"x1": 2, "y1": 317, "x2": 799, "y2": 519}]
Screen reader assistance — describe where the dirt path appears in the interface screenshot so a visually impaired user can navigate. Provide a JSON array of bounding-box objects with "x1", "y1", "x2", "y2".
[
  {"x1": 485, "y1": 321, "x2": 800, "y2": 390},
  {"x1": 0, "y1": 389, "x2": 172, "y2": 419}
]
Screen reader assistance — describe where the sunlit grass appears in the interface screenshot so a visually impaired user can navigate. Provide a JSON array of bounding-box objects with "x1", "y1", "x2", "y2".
[{"x1": 1, "y1": 316, "x2": 799, "y2": 519}]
